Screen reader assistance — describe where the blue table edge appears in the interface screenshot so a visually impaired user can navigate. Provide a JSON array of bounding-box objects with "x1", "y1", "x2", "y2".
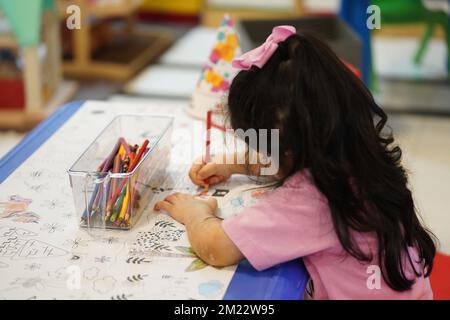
[{"x1": 0, "y1": 100, "x2": 309, "y2": 300}]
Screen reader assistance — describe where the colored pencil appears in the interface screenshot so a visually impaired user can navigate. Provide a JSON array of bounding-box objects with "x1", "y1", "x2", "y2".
[
  {"x1": 85, "y1": 138, "x2": 121, "y2": 219},
  {"x1": 105, "y1": 154, "x2": 121, "y2": 219},
  {"x1": 116, "y1": 183, "x2": 129, "y2": 226},
  {"x1": 106, "y1": 139, "x2": 149, "y2": 209},
  {"x1": 101, "y1": 139, "x2": 121, "y2": 172},
  {"x1": 129, "y1": 139, "x2": 149, "y2": 172},
  {"x1": 205, "y1": 110, "x2": 212, "y2": 163},
  {"x1": 110, "y1": 184, "x2": 126, "y2": 223},
  {"x1": 203, "y1": 110, "x2": 212, "y2": 191},
  {"x1": 82, "y1": 138, "x2": 150, "y2": 229},
  {"x1": 119, "y1": 137, "x2": 131, "y2": 155}
]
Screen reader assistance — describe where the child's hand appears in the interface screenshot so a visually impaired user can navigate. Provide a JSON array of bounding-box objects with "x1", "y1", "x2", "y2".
[
  {"x1": 189, "y1": 155, "x2": 234, "y2": 188},
  {"x1": 154, "y1": 192, "x2": 243, "y2": 268},
  {"x1": 154, "y1": 193, "x2": 218, "y2": 225}
]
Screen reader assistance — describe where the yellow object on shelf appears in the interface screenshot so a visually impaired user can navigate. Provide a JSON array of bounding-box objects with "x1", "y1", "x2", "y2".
[
  {"x1": 140, "y1": 0, "x2": 203, "y2": 15},
  {"x1": 200, "y1": 0, "x2": 302, "y2": 28}
]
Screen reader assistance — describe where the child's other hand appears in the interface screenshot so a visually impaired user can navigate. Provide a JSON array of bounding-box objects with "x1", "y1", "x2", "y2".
[
  {"x1": 189, "y1": 155, "x2": 233, "y2": 188},
  {"x1": 154, "y1": 193, "x2": 217, "y2": 225}
]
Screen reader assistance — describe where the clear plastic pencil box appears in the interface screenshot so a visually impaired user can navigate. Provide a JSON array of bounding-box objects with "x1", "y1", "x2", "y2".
[{"x1": 68, "y1": 115, "x2": 173, "y2": 230}]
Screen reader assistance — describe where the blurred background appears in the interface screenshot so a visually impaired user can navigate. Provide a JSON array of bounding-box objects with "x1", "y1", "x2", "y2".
[{"x1": 0, "y1": 0, "x2": 449, "y2": 297}]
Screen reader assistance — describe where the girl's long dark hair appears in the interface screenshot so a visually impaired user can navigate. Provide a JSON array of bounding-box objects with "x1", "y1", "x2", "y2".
[{"x1": 227, "y1": 32, "x2": 436, "y2": 291}]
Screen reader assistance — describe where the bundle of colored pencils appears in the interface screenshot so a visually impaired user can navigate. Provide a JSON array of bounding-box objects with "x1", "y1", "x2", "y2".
[{"x1": 81, "y1": 137, "x2": 150, "y2": 229}]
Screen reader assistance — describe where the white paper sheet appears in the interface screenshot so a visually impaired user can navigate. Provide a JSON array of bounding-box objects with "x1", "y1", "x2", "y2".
[
  {"x1": 125, "y1": 65, "x2": 201, "y2": 98},
  {"x1": 0, "y1": 101, "x2": 268, "y2": 300},
  {"x1": 159, "y1": 27, "x2": 217, "y2": 67}
]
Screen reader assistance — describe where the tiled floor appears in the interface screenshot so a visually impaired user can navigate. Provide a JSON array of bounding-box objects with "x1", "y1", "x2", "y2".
[{"x1": 388, "y1": 113, "x2": 450, "y2": 254}]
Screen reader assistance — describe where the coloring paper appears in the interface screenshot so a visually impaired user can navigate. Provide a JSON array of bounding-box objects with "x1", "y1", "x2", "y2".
[{"x1": 0, "y1": 101, "x2": 270, "y2": 299}]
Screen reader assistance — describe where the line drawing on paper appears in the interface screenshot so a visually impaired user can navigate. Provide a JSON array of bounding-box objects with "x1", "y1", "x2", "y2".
[
  {"x1": 157, "y1": 276, "x2": 190, "y2": 299},
  {"x1": 154, "y1": 220, "x2": 175, "y2": 228},
  {"x1": 29, "y1": 171, "x2": 43, "y2": 179},
  {"x1": 83, "y1": 267, "x2": 100, "y2": 280},
  {"x1": 24, "y1": 263, "x2": 41, "y2": 271},
  {"x1": 40, "y1": 222, "x2": 64, "y2": 234},
  {"x1": 131, "y1": 215, "x2": 185, "y2": 254},
  {"x1": 0, "y1": 234, "x2": 69, "y2": 260},
  {"x1": 42, "y1": 200, "x2": 64, "y2": 210},
  {"x1": 23, "y1": 182, "x2": 49, "y2": 194},
  {"x1": 126, "y1": 274, "x2": 148, "y2": 283},
  {"x1": 0, "y1": 227, "x2": 38, "y2": 238},
  {"x1": 212, "y1": 189, "x2": 229, "y2": 197},
  {"x1": 93, "y1": 276, "x2": 117, "y2": 294},
  {"x1": 64, "y1": 237, "x2": 89, "y2": 249},
  {"x1": 128, "y1": 250, "x2": 193, "y2": 259},
  {"x1": 101, "y1": 236, "x2": 120, "y2": 245},
  {"x1": 94, "y1": 256, "x2": 111, "y2": 264},
  {"x1": 7, "y1": 275, "x2": 66, "y2": 291},
  {"x1": 47, "y1": 267, "x2": 67, "y2": 280},
  {"x1": 111, "y1": 293, "x2": 132, "y2": 300},
  {"x1": 126, "y1": 257, "x2": 151, "y2": 264},
  {"x1": 61, "y1": 212, "x2": 75, "y2": 220}
]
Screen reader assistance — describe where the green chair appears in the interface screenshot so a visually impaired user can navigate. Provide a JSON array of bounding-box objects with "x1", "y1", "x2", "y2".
[{"x1": 372, "y1": 0, "x2": 449, "y2": 71}]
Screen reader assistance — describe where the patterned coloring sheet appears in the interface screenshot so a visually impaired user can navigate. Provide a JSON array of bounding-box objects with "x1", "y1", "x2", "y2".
[{"x1": 0, "y1": 101, "x2": 270, "y2": 300}]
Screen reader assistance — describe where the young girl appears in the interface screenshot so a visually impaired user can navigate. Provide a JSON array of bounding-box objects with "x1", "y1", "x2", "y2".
[{"x1": 154, "y1": 26, "x2": 436, "y2": 299}]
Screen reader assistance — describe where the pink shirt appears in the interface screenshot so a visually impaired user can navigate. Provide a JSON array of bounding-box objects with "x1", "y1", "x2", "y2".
[{"x1": 222, "y1": 170, "x2": 433, "y2": 300}]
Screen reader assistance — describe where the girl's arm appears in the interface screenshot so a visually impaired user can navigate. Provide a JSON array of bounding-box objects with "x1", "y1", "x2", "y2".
[{"x1": 154, "y1": 193, "x2": 244, "y2": 267}]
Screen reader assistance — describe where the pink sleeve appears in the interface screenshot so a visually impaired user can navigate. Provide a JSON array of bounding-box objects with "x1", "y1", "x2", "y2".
[{"x1": 222, "y1": 186, "x2": 337, "y2": 271}]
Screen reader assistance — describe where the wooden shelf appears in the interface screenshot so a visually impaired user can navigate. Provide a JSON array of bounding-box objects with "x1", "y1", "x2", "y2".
[
  {"x1": 62, "y1": 30, "x2": 171, "y2": 80},
  {"x1": 58, "y1": 0, "x2": 142, "y2": 19},
  {"x1": 58, "y1": 0, "x2": 172, "y2": 80},
  {"x1": 0, "y1": 80, "x2": 78, "y2": 131},
  {"x1": 85, "y1": 2, "x2": 141, "y2": 18},
  {"x1": 0, "y1": 111, "x2": 44, "y2": 131},
  {"x1": 0, "y1": 33, "x2": 18, "y2": 50}
]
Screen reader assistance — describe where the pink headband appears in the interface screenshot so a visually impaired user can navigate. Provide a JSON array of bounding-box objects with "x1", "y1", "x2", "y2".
[{"x1": 232, "y1": 25, "x2": 296, "y2": 70}]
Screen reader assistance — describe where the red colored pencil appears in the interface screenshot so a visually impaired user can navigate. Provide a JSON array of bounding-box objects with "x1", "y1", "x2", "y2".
[
  {"x1": 107, "y1": 139, "x2": 149, "y2": 210},
  {"x1": 128, "y1": 139, "x2": 149, "y2": 172},
  {"x1": 205, "y1": 110, "x2": 212, "y2": 163},
  {"x1": 202, "y1": 110, "x2": 212, "y2": 190}
]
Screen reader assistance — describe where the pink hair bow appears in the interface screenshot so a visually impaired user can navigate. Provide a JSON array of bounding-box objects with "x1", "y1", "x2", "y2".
[{"x1": 232, "y1": 25, "x2": 296, "y2": 70}]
